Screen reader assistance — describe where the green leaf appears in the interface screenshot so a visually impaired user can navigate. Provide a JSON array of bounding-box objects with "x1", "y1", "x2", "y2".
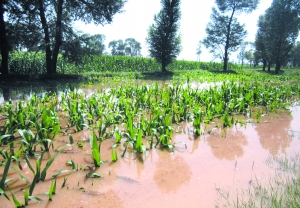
[
  {"x1": 0, "y1": 155, "x2": 12, "y2": 190},
  {"x1": 10, "y1": 166, "x2": 30, "y2": 184},
  {"x1": 52, "y1": 170, "x2": 73, "y2": 179},
  {"x1": 89, "y1": 173, "x2": 101, "y2": 178},
  {"x1": 40, "y1": 150, "x2": 62, "y2": 181},
  {"x1": 28, "y1": 196, "x2": 42, "y2": 203},
  {"x1": 0, "y1": 188, "x2": 10, "y2": 201},
  {"x1": 24, "y1": 189, "x2": 29, "y2": 205},
  {"x1": 29, "y1": 171, "x2": 39, "y2": 196},
  {"x1": 10, "y1": 190, "x2": 23, "y2": 207},
  {"x1": 66, "y1": 159, "x2": 76, "y2": 169},
  {"x1": 24, "y1": 156, "x2": 35, "y2": 175},
  {"x1": 91, "y1": 133, "x2": 101, "y2": 167}
]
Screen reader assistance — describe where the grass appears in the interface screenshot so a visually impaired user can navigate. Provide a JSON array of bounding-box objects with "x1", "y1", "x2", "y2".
[{"x1": 216, "y1": 152, "x2": 300, "y2": 207}]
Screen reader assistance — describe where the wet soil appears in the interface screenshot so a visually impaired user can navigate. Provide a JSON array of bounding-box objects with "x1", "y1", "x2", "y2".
[{"x1": 0, "y1": 104, "x2": 299, "y2": 208}]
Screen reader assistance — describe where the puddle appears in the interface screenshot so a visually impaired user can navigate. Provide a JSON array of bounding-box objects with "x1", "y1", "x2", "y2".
[{"x1": 1, "y1": 104, "x2": 299, "y2": 207}]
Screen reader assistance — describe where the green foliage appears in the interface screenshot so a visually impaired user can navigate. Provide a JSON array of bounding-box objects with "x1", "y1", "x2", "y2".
[
  {"x1": 90, "y1": 132, "x2": 101, "y2": 167},
  {"x1": 48, "y1": 180, "x2": 56, "y2": 201},
  {"x1": 255, "y1": 0, "x2": 300, "y2": 73},
  {"x1": 204, "y1": 0, "x2": 259, "y2": 71},
  {"x1": 109, "y1": 40, "x2": 126, "y2": 56},
  {"x1": 146, "y1": 0, "x2": 181, "y2": 72},
  {"x1": 108, "y1": 38, "x2": 141, "y2": 57},
  {"x1": 5, "y1": 51, "x2": 244, "y2": 75}
]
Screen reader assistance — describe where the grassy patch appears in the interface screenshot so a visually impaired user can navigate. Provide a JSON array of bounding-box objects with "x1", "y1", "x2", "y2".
[{"x1": 216, "y1": 153, "x2": 300, "y2": 207}]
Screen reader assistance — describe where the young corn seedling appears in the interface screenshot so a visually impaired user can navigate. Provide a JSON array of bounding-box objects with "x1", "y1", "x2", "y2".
[
  {"x1": 90, "y1": 132, "x2": 101, "y2": 167},
  {"x1": 111, "y1": 144, "x2": 118, "y2": 162},
  {"x1": 48, "y1": 180, "x2": 56, "y2": 201},
  {"x1": 10, "y1": 189, "x2": 23, "y2": 208},
  {"x1": 34, "y1": 107, "x2": 60, "y2": 151},
  {"x1": 23, "y1": 188, "x2": 41, "y2": 206},
  {"x1": 0, "y1": 155, "x2": 12, "y2": 199},
  {"x1": 193, "y1": 106, "x2": 203, "y2": 136},
  {"x1": 135, "y1": 129, "x2": 146, "y2": 155},
  {"x1": 18, "y1": 129, "x2": 37, "y2": 157},
  {"x1": 24, "y1": 150, "x2": 63, "y2": 184}
]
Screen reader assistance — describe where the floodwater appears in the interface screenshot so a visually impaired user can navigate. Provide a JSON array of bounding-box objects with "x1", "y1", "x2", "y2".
[
  {"x1": 0, "y1": 80, "x2": 300, "y2": 208},
  {"x1": 0, "y1": 104, "x2": 299, "y2": 208}
]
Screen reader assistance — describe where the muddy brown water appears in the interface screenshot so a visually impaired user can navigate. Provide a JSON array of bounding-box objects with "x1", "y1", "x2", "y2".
[{"x1": 0, "y1": 105, "x2": 299, "y2": 208}]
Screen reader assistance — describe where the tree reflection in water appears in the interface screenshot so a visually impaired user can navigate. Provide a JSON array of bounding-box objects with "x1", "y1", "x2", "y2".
[
  {"x1": 153, "y1": 151, "x2": 192, "y2": 193},
  {"x1": 207, "y1": 127, "x2": 248, "y2": 161},
  {"x1": 255, "y1": 111, "x2": 293, "y2": 156}
]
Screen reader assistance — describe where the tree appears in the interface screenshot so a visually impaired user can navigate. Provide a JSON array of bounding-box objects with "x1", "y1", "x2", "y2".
[
  {"x1": 237, "y1": 42, "x2": 247, "y2": 67},
  {"x1": 109, "y1": 38, "x2": 142, "y2": 56},
  {"x1": 203, "y1": 0, "x2": 259, "y2": 71},
  {"x1": 146, "y1": 0, "x2": 181, "y2": 72},
  {"x1": 125, "y1": 38, "x2": 141, "y2": 56},
  {"x1": 196, "y1": 40, "x2": 202, "y2": 62},
  {"x1": 290, "y1": 41, "x2": 300, "y2": 67},
  {"x1": 0, "y1": 0, "x2": 11, "y2": 75},
  {"x1": 109, "y1": 39, "x2": 126, "y2": 56},
  {"x1": 61, "y1": 33, "x2": 106, "y2": 64},
  {"x1": 254, "y1": 15, "x2": 271, "y2": 71},
  {"x1": 263, "y1": 0, "x2": 300, "y2": 74},
  {"x1": 82, "y1": 34, "x2": 106, "y2": 56},
  {"x1": 245, "y1": 50, "x2": 255, "y2": 66},
  {"x1": 6, "y1": 0, "x2": 126, "y2": 74}
]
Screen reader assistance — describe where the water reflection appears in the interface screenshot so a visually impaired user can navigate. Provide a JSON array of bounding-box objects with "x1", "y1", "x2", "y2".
[
  {"x1": 0, "y1": 81, "x2": 83, "y2": 103},
  {"x1": 206, "y1": 128, "x2": 248, "y2": 161},
  {"x1": 256, "y1": 112, "x2": 293, "y2": 156},
  {"x1": 153, "y1": 153, "x2": 191, "y2": 193}
]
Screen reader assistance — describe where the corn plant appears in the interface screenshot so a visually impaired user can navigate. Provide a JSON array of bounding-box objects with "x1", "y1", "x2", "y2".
[
  {"x1": 90, "y1": 132, "x2": 101, "y2": 167},
  {"x1": 0, "y1": 155, "x2": 12, "y2": 196},
  {"x1": 48, "y1": 180, "x2": 56, "y2": 201},
  {"x1": 111, "y1": 144, "x2": 118, "y2": 162},
  {"x1": 193, "y1": 105, "x2": 204, "y2": 136},
  {"x1": 18, "y1": 129, "x2": 37, "y2": 157},
  {"x1": 24, "y1": 150, "x2": 63, "y2": 183},
  {"x1": 34, "y1": 107, "x2": 60, "y2": 151}
]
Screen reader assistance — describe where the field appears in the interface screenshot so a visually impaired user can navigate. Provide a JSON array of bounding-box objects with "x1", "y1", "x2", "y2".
[{"x1": 0, "y1": 54, "x2": 300, "y2": 207}]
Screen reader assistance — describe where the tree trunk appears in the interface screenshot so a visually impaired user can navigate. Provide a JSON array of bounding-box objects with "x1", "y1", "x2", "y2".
[
  {"x1": 275, "y1": 59, "x2": 281, "y2": 74},
  {"x1": 223, "y1": 54, "x2": 228, "y2": 71},
  {"x1": 223, "y1": 8, "x2": 235, "y2": 71},
  {"x1": 38, "y1": 0, "x2": 52, "y2": 74},
  {"x1": 262, "y1": 59, "x2": 266, "y2": 71},
  {"x1": 2, "y1": 86, "x2": 9, "y2": 101},
  {"x1": 0, "y1": 1, "x2": 9, "y2": 75},
  {"x1": 162, "y1": 61, "x2": 166, "y2": 73},
  {"x1": 268, "y1": 62, "x2": 271, "y2": 72},
  {"x1": 51, "y1": 0, "x2": 64, "y2": 74}
]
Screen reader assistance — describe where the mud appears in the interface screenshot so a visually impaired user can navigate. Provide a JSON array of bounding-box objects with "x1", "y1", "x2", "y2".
[{"x1": 0, "y1": 105, "x2": 299, "y2": 208}]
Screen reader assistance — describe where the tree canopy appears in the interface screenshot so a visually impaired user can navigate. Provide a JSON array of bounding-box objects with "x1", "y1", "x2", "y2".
[
  {"x1": 146, "y1": 0, "x2": 181, "y2": 72},
  {"x1": 109, "y1": 38, "x2": 142, "y2": 56},
  {"x1": 258, "y1": 0, "x2": 300, "y2": 73},
  {"x1": 203, "y1": 0, "x2": 259, "y2": 71},
  {"x1": 61, "y1": 33, "x2": 106, "y2": 64},
  {"x1": 0, "y1": 0, "x2": 127, "y2": 75},
  {"x1": 254, "y1": 0, "x2": 300, "y2": 73}
]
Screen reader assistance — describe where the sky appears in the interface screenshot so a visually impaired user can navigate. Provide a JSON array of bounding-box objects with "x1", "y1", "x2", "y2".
[{"x1": 74, "y1": 0, "x2": 299, "y2": 62}]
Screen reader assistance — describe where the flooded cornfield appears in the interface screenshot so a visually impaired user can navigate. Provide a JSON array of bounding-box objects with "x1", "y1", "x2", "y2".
[{"x1": 0, "y1": 75, "x2": 300, "y2": 208}]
